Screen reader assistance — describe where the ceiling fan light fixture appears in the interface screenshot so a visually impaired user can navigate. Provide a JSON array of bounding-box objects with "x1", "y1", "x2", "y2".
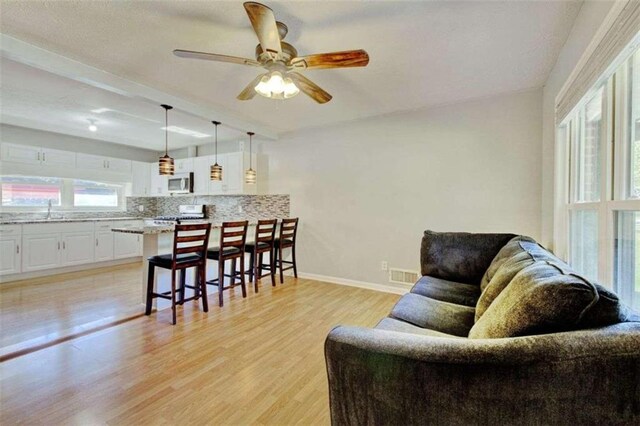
[{"x1": 254, "y1": 71, "x2": 299, "y2": 99}]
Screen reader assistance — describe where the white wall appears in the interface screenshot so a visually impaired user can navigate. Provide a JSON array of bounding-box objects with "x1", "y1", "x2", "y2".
[
  {"x1": 540, "y1": 0, "x2": 615, "y2": 249},
  {"x1": 0, "y1": 124, "x2": 158, "y2": 162},
  {"x1": 264, "y1": 89, "x2": 542, "y2": 288}
]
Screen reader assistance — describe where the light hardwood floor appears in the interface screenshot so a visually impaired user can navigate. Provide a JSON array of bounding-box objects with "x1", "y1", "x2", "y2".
[{"x1": 0, "y1": 264, "x2": 399, "y2": 425}]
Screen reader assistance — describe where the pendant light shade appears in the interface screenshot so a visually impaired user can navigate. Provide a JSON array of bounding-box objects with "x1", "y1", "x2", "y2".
[
  {"x1": 245, "y1": 131, "x2": 256, "y2": 185},
  {"x1": 210, "y1": 120, "x2": 222, "y2": 181},
  {"x1": 159, "y1": 104, "x2": 174, "y2": 176}
]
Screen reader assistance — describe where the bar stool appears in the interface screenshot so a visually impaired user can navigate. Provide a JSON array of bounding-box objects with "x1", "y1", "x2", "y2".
[
  {"x1": 207, "y1": 221, "x2": 248, "y2": 307},
  {"x1": 274, "y1": 218, "x2": 299, "y2": 284},
  {"x1": 244, "y1": 219, "x2": 277, "y2": 292},
  {"x1": 145, "y1": 223, "x2": 212, "y2": 325}
]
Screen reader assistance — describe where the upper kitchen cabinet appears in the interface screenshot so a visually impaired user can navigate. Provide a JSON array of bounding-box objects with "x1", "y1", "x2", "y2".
[
  {"x1": 77, "y1": 153, "x2": 131, "y2": 173},
  {"x1": 193, "y1": 155, "x2": 212, "y2": 195},
  {"x1": 208, "y1": 152, "x2": 257, "y2": 195},
  {"x1": 131, "y1": 161, "x2": 151, "y2": 196},
  {"x1": 1, "y1": 143, "x2": 75, "y2": 168},
  {"x1": 175, "y1": 158, "x2": 194, "y2": 173},
  {"x1": 149, "y1": 162, "x2": 168, "y2": 196}
]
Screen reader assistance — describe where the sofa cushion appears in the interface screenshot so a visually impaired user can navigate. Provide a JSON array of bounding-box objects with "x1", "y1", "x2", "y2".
[
  {"x1": 390, "y1": 293, "x2": 475, "y2": 337},
  {"x1": 475, "y1": 240, "x2": 563, "y2": 321},
  {"x1": 579, "y1": 283, "x2": 632, "y2": 327},
  {"x1": 411, "y1": 275, "x2": 480, "y2": 307},
  {"x1": 480, "y1": 236, "x2": 537, "y2": 291},
  {"x1": 375, "y1": 317, "x2": 462, "y2": 338},
  {"x1": 421, "y1": 230, "x2": 516, "y2": 285},
  {"x1": 469, "y1": 261, "x2": 599, "y2": 339}
]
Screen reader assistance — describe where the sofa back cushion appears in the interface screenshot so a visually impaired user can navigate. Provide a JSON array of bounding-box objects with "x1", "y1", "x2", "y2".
[
  {"x1": 579, "y1": 283, "x2": 632, "y2": 327},
  {"x1": 469, "y1": 261, "x2": 599, "y2": 339},
  {"x1": 420, "y1": 230, "x2": 516, "y2": 285},
  {"x1": 475, "y1": 239, "x2": 563, "y2": 321}
]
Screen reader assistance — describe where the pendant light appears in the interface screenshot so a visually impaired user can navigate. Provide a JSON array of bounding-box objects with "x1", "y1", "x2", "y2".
[
  {"x1": 159, "y1": 104, "x2": 174, "y2": 175},
  {"x1": 210, "y1": 121, "x2": 223, "y2": 181},
  {"x1": 245, "y1": 131, "x2": 256, "y2": 185}
]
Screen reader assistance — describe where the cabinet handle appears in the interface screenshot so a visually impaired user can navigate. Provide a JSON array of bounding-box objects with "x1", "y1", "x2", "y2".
[
  {"x1": 37, "y1": 152, "x2": 41, "y2": 161},
  {"x1": 43, "y1": 152, "x2": 46, "y2": 162},
  {"x1": 106, "y1": 160, "x2": 110, "y2": 169},
  {"x1": 16, "y1": 244, "x2": 19, "y2": 254},
  {"x1": 63, "y1": 241, "x2": 66, "y2": 250},
  {"x1": 96, "y1": 238, "x2": 99, "y2": 246},
  {"x1": 58, "y1": 242, "x2": 60, "y2": 250}
]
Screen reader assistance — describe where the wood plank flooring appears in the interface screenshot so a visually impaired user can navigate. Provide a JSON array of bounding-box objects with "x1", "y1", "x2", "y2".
[{"x1": 0, "y1": 264, "x2": 399, "y2": 425}]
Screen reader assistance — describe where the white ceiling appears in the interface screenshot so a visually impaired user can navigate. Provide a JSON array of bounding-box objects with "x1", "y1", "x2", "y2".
[
  {"x1": 0, "y1": 58, "x2": 250, "y2": 151},
  {"x1": 0, "y1": 0, "x2": 582, "y2": 140}
]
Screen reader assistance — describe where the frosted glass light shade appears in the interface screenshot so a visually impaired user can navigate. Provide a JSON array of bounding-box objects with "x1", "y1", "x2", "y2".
[
  {"x1": 159, "y1": 154, "x2": 174, "y2": 175},
  {"x1": 254, "y1": 72, "x2": 299, "y2": 100},
  {"x1": 210, "y1": 163, "x2": 222, "y2": 181},
  {"x1": 245, "y1": 168, "x2": 257, "y2": 184}
]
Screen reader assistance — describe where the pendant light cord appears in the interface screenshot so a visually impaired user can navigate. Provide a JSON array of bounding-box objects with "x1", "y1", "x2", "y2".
[
  {"x1": 164, "y1": 108, "x2": 168, "y2": 155},
  {"x1": 247, "y1": 132, "x2": 254, "y2": 168}
]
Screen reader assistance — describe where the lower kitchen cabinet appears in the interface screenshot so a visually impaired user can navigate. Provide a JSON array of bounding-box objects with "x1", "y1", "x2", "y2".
[
  {"x1": 22, "y1": 233, "x2": 61, "y2": 272},
  {"x1": 95, "y1": 231, "x2": 115, "y2": 261},
  {"x1": 114, "y1": 232, "x2": 142, "y2": 259},
  {"x1": 61, "y1": 230, "x2": 95, "y2": 266},
  {"x1": 0, "y1": 226, "x2": 22, "y2": 275}
]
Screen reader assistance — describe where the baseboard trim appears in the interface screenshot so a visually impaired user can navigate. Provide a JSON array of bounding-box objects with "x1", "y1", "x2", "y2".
[{"x1": 297, "y1": 272, "x2": 411, "y2": 295}]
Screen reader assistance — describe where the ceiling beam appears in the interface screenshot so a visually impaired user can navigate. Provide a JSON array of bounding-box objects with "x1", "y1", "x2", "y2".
[{"x1": 0, "y1": 34, "x2": 279, "y2": 141}]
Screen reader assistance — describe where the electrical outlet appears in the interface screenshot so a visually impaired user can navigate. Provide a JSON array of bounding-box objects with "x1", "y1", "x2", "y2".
[
  {"x1": 381, "y1": 261, "x2": 388, "y2": 271},
  {"x1": 138, "y1": 205, "x2": 144, "y2": 212}
]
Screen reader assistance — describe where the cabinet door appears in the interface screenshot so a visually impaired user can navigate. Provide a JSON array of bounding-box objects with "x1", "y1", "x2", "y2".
[
  {"x1": 193, "y1": 156, "x2": 211, "y2": 195},
  {"x1": 114, "y1": 232, "x2": 141, "y2": 259},
  {"x1": 0, "y1": 236, "x2": 21, "y2": 275},
  {"x1": 131, "y1": 161, "x2": 151, "y2": 196},
  {"x1": 61, "y1": 231, "x2": 95, "y2": 266},
  {"x1": 1, "y1": 143, "x2": 41, "y2": 165},
  {"x1": 224, "y1": 152, "x2": 243, "y2": 194},
  {"x1": 175, "y1": 158, "x2": 194, "y2": 173},
  {"x1": 149, "y1": 163, "x2": 168, "y2": 196},
  {"x1": 77, "y1": 153, "x2": 107, "y2": 170},
  {"x1": 22, "y1": 233, "x2": 60, "y2": 272},
  {"x1": 94, "y1": 231, "x2": 114, "y2": 261},
  {"x1": 106, "y1": 157, "x2": 132, "y2": 173},
  {"x1": 41, "y1": 147, "x2": 76, "y2": 168}
]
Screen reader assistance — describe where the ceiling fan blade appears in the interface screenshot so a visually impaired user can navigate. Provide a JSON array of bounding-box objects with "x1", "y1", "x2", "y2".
[
  {"x1": 290, "y1": 49, "x2": 369, "y2": 70},
  {"x1": 237, "y1": 74, "x2": 267, "y2": 101},
  {"x1": 288, "y1": 72, "x2": 332, "y2": 104},
  {"x1": 243, "y1": 2, "x2": 282, "y2": 57},
  {"x1": 173, "y1": 49, "x2": 261, "y2": 67}
]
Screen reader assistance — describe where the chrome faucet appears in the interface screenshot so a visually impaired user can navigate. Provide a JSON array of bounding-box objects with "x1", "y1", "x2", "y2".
[{"x1": 46, "y1": 199, "x2": 52, "y2": 220}]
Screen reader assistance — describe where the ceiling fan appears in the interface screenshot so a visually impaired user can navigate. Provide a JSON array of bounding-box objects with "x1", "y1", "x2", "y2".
[{"x1": 173, "y1": 1, "x2": 369, "y2": 104}]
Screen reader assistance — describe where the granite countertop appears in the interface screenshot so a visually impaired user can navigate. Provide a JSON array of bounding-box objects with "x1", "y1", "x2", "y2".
[
  {"x1": 111, "y1": 220, "x2": 260, "y2": 235},
  {"x1": 0, "y1": 216, "x2": 143, "y2": 225}
]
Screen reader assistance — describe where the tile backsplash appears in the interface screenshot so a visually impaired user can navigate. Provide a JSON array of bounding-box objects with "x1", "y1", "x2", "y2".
[{"x1": 1, "y1": 195, "x2": 290, "y2": 222}]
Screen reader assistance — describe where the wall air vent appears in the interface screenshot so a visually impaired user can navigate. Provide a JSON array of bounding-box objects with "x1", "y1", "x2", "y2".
[{"x1": 389, "y1": 268, "x2": 419, "y2": 285}]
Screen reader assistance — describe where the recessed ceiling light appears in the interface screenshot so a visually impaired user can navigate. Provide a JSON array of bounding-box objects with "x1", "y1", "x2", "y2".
[{"x1": 162, "y1": 126, "x2": 210, "y2": 138}]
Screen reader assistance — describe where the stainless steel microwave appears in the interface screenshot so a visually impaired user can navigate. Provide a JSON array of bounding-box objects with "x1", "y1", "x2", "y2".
[{"x1": 167, "y1": 173, "x2": 194, "y2": 193}]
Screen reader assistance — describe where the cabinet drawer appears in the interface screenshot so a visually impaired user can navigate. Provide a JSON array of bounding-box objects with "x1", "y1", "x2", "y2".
[
  {"x1": 94, "y1": 221, "x2": 114, "y2": 231},
  {"x1": 0, "y1": 225, "x2": 22, "y2": 235},
  {"x1": 22, "y1": 221, "x2": 94, "y2": 234}
]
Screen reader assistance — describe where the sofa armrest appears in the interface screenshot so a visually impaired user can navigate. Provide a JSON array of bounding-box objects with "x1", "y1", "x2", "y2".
[{"x1": 325, "y1": 324, "x2": 640, "y2": 425}]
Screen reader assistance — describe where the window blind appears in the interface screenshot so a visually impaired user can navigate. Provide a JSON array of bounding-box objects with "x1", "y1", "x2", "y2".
[{"x1": 556, "y1": 0, "x2": 640, "y2": 123}]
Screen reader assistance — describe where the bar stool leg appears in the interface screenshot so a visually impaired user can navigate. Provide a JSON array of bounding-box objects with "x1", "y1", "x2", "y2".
[
  {"x1": 231, "y1": 258, "x2": 237, "y2": 287},
  {"x1": 253, "y1": 249, "x2": 259, "y2": 293},
  {"x1": 170, "y1": 270, "x2": 177, "y2": 325},
  {"x1": 279, "y1": 247, "x2": 285, "y2": 284},
  {"x1": 218, "y1": 260, "x2": 225, "y2": 307},
  {"x1": 270, "y1": 250, "x2": 276, "y2": 287},
  {"x1": 248, "y1": 251, "x2": 255, "y2": 284},
  {"x1": 199, "y1": 266, "x2": 208, "y2": 312},
  {"x1": 145, "y1": 264, "x2": 155, "y2": 315},
  {"x1": 179, "y1": 269, "x2": 186, "y2": 305},
  {"x1": 240, "y1": 254, "x2": 247, "y2": 298},
  {"x1": 292, "y1": 246, "x2": 298, "y2": 278}
]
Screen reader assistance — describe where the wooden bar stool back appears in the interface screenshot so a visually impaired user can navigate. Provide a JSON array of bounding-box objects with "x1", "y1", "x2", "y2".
[
  {"x1": 145, "y1": 223, "x2": 212, "y2": 325},
  {"x1": 274, "y1": 218, "x2": 299, "y2": 284},
  {"x1": 244, "y1": 219, "x2": 277, "y2": 291},
  {"x1": 207, "y1": 220, "x2": 248, "y2": 307}
]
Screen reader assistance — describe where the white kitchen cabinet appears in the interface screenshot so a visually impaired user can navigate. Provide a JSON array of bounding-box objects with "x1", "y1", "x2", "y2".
[
  {"x1": 95, "y1": 231, "x2": 115, "y2": 261},
  {"x1": 149, "y1": 163, "x2": 168, "y2": 196},
  {"x1": 114, "y1": 233, "x2": 142, "y2": 259},
  {"x1": 193, "y1": 155, "x2": 212, "y2": 195},
  {"x1": 209, "y1": 154, "x2": 226, "y2": 195},
  {"x1": 60, "y1": 230, "x2": 95, "y2": 266},
  {"x1": 22, "y1": 233, "x2": 61, "y2": 272},
  {"x1": 76, "y1": 153, "x2": 131, "y2": 173},
  {"x1": 0, "y1": 225, "x2": 22, "y2": 276},
  {"x1": 1, "y1": 143, "x2": 41, "y2": 164},
  {"x1": 224, "y1": 152, "x2": 244, "y2": 194},
  {"x1": 41, "y1": 147, "x2": 76, "y2": 168},
  {"x1": 175, "y1": 158, "x2": 194, "y2": 173},
  {"x1": 0, "y1": 143, "x2": 75, "y2": 168},
  {"x1": 131, "y1": 161, "x2": 151, "y2": 196}
]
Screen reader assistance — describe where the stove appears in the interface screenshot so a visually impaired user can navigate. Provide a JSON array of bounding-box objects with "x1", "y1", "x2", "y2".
[{"x1": 154, "y1": 204, "x2": 206, "y2": 224}]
